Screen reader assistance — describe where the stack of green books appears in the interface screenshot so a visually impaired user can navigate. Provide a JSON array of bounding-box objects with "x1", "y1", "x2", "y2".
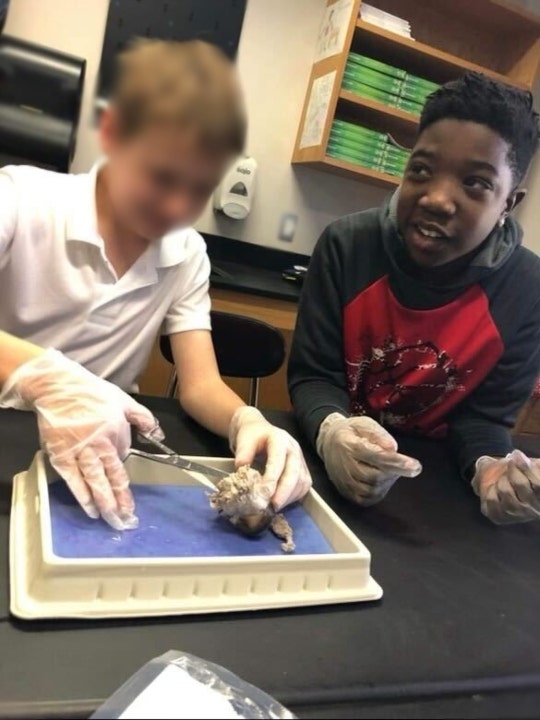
[
  {"x1": 342, "y1": 53, "x2": 440, "y2": 116},
  {"x1": 327, "y1": 119, "x2": 410, "y2": 177}
]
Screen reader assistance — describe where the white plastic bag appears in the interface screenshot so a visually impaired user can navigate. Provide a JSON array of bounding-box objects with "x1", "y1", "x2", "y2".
[{"x1": 91, "y1": 650, "x2": 295, "y2": 720}]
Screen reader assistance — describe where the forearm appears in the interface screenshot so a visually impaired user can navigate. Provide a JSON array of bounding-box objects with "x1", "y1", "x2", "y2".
[
  {"x1": 178, "y1": 376, "x2": 245, "y2": 437},
  {"x1": 290, "y1": 378, "x2": 350, "y2": 449},
  {"x1": 448, "y1": 412, "x2": 513, "y2": 479},
  {"x1": 287, "y1": 226, "x2": 351, "y2": 449},
  {"x1": 0, "y1": 331, "x2": 44, "y2": 387}
]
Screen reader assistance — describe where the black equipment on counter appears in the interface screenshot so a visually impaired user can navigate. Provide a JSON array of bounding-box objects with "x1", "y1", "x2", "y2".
[
  {"x1": 282, "y1": 265, "x2": 308, "y2": 285},
  {"x1": 0, "y1": 35, "x2": 85, "y2": 171}
]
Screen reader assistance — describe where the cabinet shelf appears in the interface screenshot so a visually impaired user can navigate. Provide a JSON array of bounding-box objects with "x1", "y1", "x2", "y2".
[
  {"x1": 354, "y1": 20, "x2": 529, "y2": 90},
  {"x1": 338, "y1": 90, "x2": 418, "y2": 146},
  {"x1": 291, "y1": 0, "x2": 540, "y2": 191},
  {"x1": 308, "y1": 156, "x2": 402, "y2": 189}
]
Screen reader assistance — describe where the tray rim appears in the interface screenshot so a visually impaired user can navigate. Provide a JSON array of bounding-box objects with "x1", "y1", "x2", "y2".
[{"x1": 38, "y1": 452, "x2": 369, "y2": 567}]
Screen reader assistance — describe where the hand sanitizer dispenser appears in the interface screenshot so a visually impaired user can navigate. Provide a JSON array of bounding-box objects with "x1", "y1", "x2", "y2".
[{"x1": 214, "y1": 156, "x2": 257, "y2": 220}]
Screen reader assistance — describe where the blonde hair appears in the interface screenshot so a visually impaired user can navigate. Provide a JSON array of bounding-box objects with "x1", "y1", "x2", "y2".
[{"x1": 113, "y1": 39, "x2": 246, "y2": 155}]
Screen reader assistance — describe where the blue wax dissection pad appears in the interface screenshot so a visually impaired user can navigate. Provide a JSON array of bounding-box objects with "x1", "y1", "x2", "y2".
[{"x1": 48, "y1": 481, "x2": 334, "y2": 559}]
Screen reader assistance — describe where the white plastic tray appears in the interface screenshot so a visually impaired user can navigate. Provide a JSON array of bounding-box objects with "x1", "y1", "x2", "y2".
[{"x1": 10, "y1": 451, "x2": 382, "y2": 619}]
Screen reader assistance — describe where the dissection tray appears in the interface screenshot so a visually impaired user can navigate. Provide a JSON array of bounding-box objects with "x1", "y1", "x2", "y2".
[{"x1": 10, "y1": 451, "x2": 382, "y2": 619}]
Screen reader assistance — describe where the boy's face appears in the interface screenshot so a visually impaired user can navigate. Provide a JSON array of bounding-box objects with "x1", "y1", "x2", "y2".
[
  {"x1": 397, "y1": 118, "x2": 520, "y2": 267},
  {"x1": 99, "y1": 109, "x2": 230, "y2": 240}
]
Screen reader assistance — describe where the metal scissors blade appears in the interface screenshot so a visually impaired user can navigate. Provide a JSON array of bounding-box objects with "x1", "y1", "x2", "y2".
[{"x1": 135, "y1": 433, "x2": 229, "y2": 480}]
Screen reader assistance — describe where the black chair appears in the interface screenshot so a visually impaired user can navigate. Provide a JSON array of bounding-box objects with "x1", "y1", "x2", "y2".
[{"x1": 160, "y1": 311, "x2": 286, "y2": 407}]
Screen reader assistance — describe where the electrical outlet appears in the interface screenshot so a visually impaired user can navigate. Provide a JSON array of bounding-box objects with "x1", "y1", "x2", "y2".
[{"x1": 278, "y1": 213, "x2": 298, "y2": 242}]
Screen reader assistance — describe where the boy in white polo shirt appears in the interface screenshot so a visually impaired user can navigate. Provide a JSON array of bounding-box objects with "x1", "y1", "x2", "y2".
[{"x1": 0, "y1": 40, "x2": 311, "y2": 530}]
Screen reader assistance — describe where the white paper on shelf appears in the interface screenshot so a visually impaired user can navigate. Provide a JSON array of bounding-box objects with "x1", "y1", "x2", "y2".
[
  {"x1": 314, "y1": 0, "x2": 355, "y2": 63},
  {"x1": 360, "y1": 2, "x2": 413, "y2": 37},
  {"x1": 362, "y1": 17, "x2": 411, "y2": 33},
  {"x1": 360, "y1": 3, "x2": 410, "y2": 27},
  {"x1": 119, "y1": 665, "x2": 240, "y2": 719},
  {"x1": 299, "y1": 70, "x2": 337, "y2": 149},
  {"x1": 360, "y1": 15, "x2": 413, "y2": 38}
]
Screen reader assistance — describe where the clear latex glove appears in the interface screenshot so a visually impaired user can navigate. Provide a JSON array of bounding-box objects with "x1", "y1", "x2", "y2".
[
  {"x1": 472, "y1": 449, "x2": 540, "y2": 525},
  {"x1": 316, "y1": 412, "x2": 422, "y2": 506},
  {"x1": 228, "y1": 406, "x2": 312, "y2": 511},
  {"x1": 0, "y1": 349, "x2": 163, "y2": 530}
]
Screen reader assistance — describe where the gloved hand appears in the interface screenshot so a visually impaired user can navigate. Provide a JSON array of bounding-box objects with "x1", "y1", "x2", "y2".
[
  {"x1": 472, "y1": 449, "x2": 540, "y2": 524},
  {"x1": 316, "y1": 412, "x2": 422, "y2": 506},
  {"x1": 229, "y1": 406, "x2": 312, "y2": 511},
  {"x1": 0, "y1": 349, "x2": 162, "y2": 530}
]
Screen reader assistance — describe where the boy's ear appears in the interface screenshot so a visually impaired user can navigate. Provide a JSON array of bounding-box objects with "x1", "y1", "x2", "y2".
[
  {"x1": 98, "y1": 105, "x2": 123, "y2": 154},
  {"x1": 506, "y1": 188, "x2": 527, "y2": 213}
]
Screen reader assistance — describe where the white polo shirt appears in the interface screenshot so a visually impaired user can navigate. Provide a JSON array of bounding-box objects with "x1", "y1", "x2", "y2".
[{"x1": 0, "y1": 163, "x2": 211, "y2": 390}]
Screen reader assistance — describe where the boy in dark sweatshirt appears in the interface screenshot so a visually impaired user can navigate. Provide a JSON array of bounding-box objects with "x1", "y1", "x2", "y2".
[{"x1": 289, "y1": 72, "x2": 540, "y2": 525}]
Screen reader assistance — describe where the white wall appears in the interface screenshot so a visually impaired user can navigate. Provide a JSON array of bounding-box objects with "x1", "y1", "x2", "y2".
[
  {"x1": 4, "y1": 0, "x2": 540, "y2": 255},
  {"x1": 198, "y1": 0, "x2": 385, "y2": 254},
  {"x1": 4, "y1": 0, "x2": 384, "y2": 255}
]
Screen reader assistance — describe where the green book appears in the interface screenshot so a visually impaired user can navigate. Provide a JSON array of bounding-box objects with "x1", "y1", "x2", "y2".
[
  {"x1": 330, "y1": 122, "x2": 408, "y2": 160},
  {"x1": 330, "y1": 132, "x2": 409, "y2": 162},
  {"x1": 342, "y1": 78, "x2": 400, "y2": 105},
  {"x1": 399, "y1": 83, "x2": 433, "y2": 103},
  {"x1": 332, "y1": 155, "x2": 406, "y2": 179},
  {"x1": 329, "y1": 131, "x2": 390, "y2": 155},
  {"x1": 344, "y1": 64, "x2": 404, "y2": 95},
  {"x1": 387, "y1": 135, "x2": 413, "y2": 153},
  {"x1": 381, "y1": 153, "x2": 408, "y2": 168},
  {"x1": 368, "y1": 157, "x2": 407, "y2": 176},
  {"x1": 330, "y1": 125, "x2": 384, "y2": 145},
  {"x1": 327, "y1": 146, "x2": 384, "y2": 169},
  {"x1": 343, "y1": 78, "x2": 427, "y2": 117},
  {"x1": 328, "y1": 143, "x2": 388, "y2": 166},
  {"x1": 347, "y1": 52, "x2": 440, "y2": 95},
  {"x1": 329, "y1": 131, "x2": 409, "y2": 158},
  {"x1": 328, "y1": 147, "x2": 406, "y2": 178},
  {"x1": 326, "y1": 145, "x2": 364, "y2": 164},
  {"x1": 332, "y1": 119, "x2": 388, "y2": 143},
  {"x1": 387, "y1": 146, "x2": 410, "y2": 162},
  {"x1": 347, "y1": 52, "x2": 407, "y2": 81},
  {"x1": 394, "y1": 96, "x2": 424, "y2": 115},
  {"x1": 328, "y1": 138, "x2": 402, "y2": 163},
  {"x1": 327, "y1": 141, "x2": 379, "y2": 160},
  {"x1": 381, "y1": 161, "x2": 406, "y2": 177},
  {"x1": 332, "y1": 125, "x2": 410, "y2": 161},
  {"x1": 404, "y1": 74, "x2": 440, "y2": 93},
  {"x1": 328, "y1": 142, "x2": 408, "y2": 169}
]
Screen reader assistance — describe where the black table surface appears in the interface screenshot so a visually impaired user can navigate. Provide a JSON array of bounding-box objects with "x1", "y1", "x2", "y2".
[{"x1": 1, "y1": 396, "x2": 540, "y2": 719}]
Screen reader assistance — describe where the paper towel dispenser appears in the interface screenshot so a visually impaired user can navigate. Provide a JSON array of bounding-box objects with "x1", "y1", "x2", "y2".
[{"x1": 0, "y1": 36, "x2": 85, "y2": 171}]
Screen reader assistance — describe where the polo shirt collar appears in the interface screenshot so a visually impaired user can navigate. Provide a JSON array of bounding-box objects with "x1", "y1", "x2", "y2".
[{"x1": 156, "y1": 233, "x2": 188, "y2": 268}]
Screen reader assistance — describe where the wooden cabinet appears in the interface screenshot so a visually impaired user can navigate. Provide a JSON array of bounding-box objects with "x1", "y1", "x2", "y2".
[
  {"x1": 513, "y1": 397, "x2": 540, "y2": 436},
  {"x1": 138, "y1": 287, "x2": 298, "y2": 411},
  {"x1": 292, "y1": 0, "x2": 540, "y2": 189}
]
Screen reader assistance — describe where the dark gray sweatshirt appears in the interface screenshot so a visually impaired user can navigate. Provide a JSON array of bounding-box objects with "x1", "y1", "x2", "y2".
[{"x1": 288, "y1": 198, "x2": 540, "y2": 476}]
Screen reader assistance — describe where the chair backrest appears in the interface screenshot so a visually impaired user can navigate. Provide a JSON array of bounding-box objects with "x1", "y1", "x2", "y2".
[{"x1": 160, "y1": 310, "x2": 285, "y2": 379}]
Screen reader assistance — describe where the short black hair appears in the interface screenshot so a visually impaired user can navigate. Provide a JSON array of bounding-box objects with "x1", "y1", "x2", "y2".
[{"x1": 419, "y1": 71, "x2": 540, "y2": 185}]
